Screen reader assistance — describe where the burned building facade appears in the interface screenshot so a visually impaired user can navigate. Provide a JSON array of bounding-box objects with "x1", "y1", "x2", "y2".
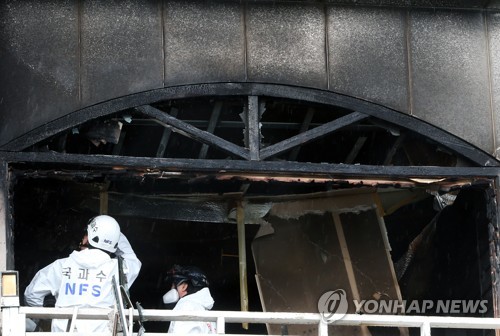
[{"x1": 1, "y1": 0, "x2": 500, "y2": 334}]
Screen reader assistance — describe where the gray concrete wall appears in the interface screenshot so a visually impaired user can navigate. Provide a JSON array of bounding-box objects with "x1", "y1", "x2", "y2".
[{"x1": 1, "y1": 1, "x2": 499, "y2": 158}]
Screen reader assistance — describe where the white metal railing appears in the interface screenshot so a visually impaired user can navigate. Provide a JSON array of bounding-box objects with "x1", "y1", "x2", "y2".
[{"x1": 2, "y1": 306, "x2": 500, "y2": 336}]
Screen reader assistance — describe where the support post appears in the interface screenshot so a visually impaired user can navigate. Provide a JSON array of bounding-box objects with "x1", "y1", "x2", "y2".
[
  {"x1": 99, "y1": 181, "x2": 110, "y2": 215},
  {"x1": 100, "y1": 191, "x2": 109, "y2": 215},
  {"x1": 0, "y1": 161, "x2": 13, "y2": 271},
  {"x1": 420, "y1": 321, "x2": 431, "y2": 336},
  {"x1": 237, "y1": 201, "x2": 249, "y2": 329},
  {"x1": 2, "y1": 307, "x2": 26, "y2": 335},
  {"x1": 246, "y1": 96, "x2": 260, "y2": 161},
  {"x1": 318, "y1": 320, "x2": 328, "y2": 336},
  {"x1": 216, "y1": 316, "x2": 225, "y2": 334},
  {"x1": 492, "y1": 176, "x2": 500, "y2": 336}
]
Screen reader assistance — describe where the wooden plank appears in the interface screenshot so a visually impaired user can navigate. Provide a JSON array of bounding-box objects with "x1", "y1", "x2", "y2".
[
  {"x1": 136, "y1": 105, "x2": 249, "y2": 160},
  {"x1": 332, "y1": 213, "x2": 371, "y2": 336},
  {"x1": 260, "y1": 112, "x2": 368, "y2": 160},
  {"x1": 332, "y1": 212, "x2": 362, "y2": 303},
  {"x1": 254, "y1": 274, "x2": 272, "y2": 335}
]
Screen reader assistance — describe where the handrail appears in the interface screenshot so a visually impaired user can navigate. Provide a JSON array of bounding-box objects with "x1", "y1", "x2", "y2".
[{"x1": 5, "y1": 306, "x2": 500, "y2": 335}]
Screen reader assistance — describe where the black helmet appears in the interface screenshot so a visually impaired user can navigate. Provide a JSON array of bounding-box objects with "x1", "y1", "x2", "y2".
[{"x1": 165, "y1": 265, "x2": 209, "y2": 288}]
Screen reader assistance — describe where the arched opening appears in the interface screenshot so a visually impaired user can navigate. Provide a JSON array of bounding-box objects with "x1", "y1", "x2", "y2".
[{"x1": 5, "y1": 84, "x2": 498, "y2": 335}]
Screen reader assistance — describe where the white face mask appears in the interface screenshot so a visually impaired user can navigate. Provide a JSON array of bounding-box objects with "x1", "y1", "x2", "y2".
[{"x1": 163, "y1": 288, "x2": 180, "y2": 304}]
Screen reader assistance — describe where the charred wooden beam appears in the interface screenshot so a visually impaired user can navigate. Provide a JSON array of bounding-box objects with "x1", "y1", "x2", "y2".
[
  {"x1": 199, "y1": 102, "x2": 222, "y2": 159},
  {"x1": 131, "y1": 119, "x2": 385, "y2": 132},
  {"x1": 156, "y1": 107, "x2": 178, "y2": 158},
  {"x1": 136, "y1": 105, "x2": 250, "y2": 160},
  {"x1": 384, "y1": 134, "x2": 406, "y2": 165},
  {"x1": 288, "y1": 107, "x2": 315, "y2": 161},
  {"x1": 345, "y1": 136, "x2": 367, "y2": 164},
  {"x1": 112, "y1": 131, "x2": 127, "y2": 156},
  {"x1": 260, "y1": 112, "x2": 368, "y2": 160},
  {"x1": 2, "y1": 151, "x2": 499, "y2": 180},
  {"x1": 81, "y1": 193, "x2": 230, "y2": 224}
]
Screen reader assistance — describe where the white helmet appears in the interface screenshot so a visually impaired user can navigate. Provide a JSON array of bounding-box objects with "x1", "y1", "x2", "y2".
[{"x1": 87, "y1": 215, "x2": 121, "y2": 253}]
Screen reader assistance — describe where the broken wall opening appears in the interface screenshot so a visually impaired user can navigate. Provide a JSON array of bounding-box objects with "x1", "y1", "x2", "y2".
[
  {"x1": 4, "y1": 83, "x2": 498, "y2": 335},
  {"x1": 9, "y1": 165, "x2": 497, "y2": 335}
]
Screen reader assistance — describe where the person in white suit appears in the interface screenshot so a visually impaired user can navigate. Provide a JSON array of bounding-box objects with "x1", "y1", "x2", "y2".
[
  {"x1": 24, "y1": 215, "x2": 142, "y2": 333},
  {"x1": 162, "y1": 264, "x2": 216, "y2": 334}
]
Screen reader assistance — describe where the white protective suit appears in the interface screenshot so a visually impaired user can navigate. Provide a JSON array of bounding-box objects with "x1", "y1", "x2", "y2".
[
  {"x1": 24, "y1": 233, "x2": 141, "y2": 333},
  {"x1": 168, "y1": 287, "x2": 216, "y2": 334}
]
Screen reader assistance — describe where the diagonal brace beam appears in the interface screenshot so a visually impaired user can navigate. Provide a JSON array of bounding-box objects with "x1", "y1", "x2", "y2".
[
  {"x1": 199, "y1": 102, "x2": 223, "y2": 159},
  {"x1": 289, "y1": 107, "x2": 315, "y2": 161},
  {"x1": 260, "y1": 112, "x2": 368, "y2": 160},
  {"x1": 136, "y1": 105, "x2": 250, "y2": 160}
]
